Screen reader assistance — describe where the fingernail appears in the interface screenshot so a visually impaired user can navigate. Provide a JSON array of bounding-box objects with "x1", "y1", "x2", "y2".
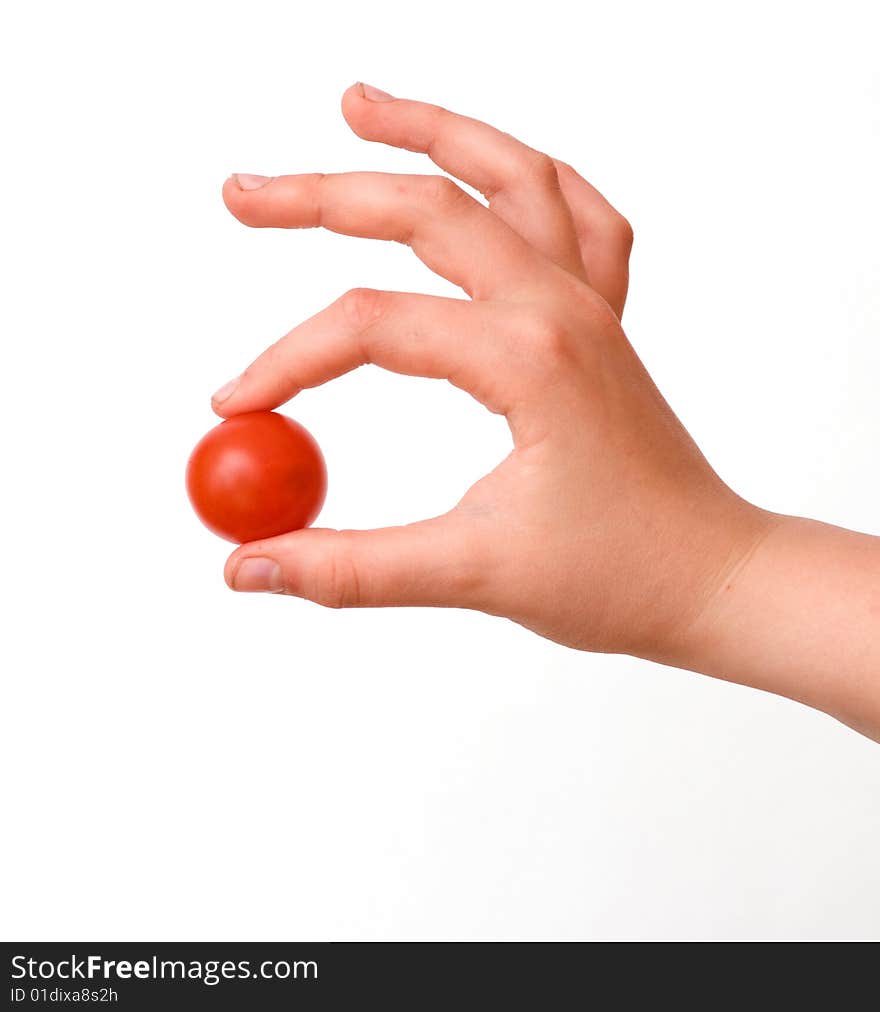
[
  {"x1": 358, "y1": 82, "x2": 395, "y2": 102},
  {"x1": 232, "y1": 557, "x2": 284, "y2": 593},
  {"x1": 212, "y1": 375, "x2": 240, "y2": 404},
  {"x1": 233, "y1": 173, "x2": 272, "y2": 191}
]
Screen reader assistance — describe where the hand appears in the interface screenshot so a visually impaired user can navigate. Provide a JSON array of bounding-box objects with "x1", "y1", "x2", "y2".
[
  {"x1": 213, "y1": 83, "x2": 766, "y2": 661},
  {"x1": 212, "y1": 85, "x2": 880, "y2": 740}
]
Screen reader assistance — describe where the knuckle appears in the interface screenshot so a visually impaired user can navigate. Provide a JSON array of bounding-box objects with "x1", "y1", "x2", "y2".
[
  {"x1": 613, "y1": 213, "x2": 635, "y2": 249},
  {"x1": 339, "y1": 287, "x2": 387, "y2": 331},
  {"x1": 423, "y1": 174, "x2": 467, "y2": 210},
  {"x1": 509, "y1": 305, "x2": 589, "y2": 387},
  {"x1": 311, "y1": 550, "x2": 361, "y2": 609},
  {"x1": 450, "y1": 530, "x2": 496, "y2": 608},
  {"x1": 521, "y1": 308, "x2": 570, "y2": 360},
  {"x1": 428, "y1": 103, "x2": 453, "y2": 136},
  {"x1": 522, "y1": 149, "x2": 559, "y2": 188},
  {"x1": 571, "y1": 283, "x2": 621, "y2": 328}
]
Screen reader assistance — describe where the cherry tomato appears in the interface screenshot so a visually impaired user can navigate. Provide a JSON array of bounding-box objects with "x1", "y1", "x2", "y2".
[{"x1": 186, "y1": 411, "x2": 327, "y2": 544}]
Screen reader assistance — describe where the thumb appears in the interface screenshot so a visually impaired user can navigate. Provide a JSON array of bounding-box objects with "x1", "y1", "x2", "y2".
[{"x1": 224, "y1": 518, "x2": 484, "y2": 610}]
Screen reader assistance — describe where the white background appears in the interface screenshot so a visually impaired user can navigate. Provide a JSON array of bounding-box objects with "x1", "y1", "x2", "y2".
[{"x1": 2, "y1": 0, "x2": 878, "y2": 940}]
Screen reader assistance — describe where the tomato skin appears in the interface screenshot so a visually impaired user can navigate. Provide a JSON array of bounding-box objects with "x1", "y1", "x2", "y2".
[{"x1": 186, "y1": 411, "x2": 327, "y2": 544}]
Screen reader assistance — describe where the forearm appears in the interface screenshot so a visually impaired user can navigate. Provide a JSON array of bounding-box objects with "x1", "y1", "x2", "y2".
[{"x1": 667, "y1": 512, "x2": 880, "y2": 740}]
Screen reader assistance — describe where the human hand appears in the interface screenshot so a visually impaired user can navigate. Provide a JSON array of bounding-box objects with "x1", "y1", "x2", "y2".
[{"x1": 212, "y1": 83, "x2": 770, "y2": 663}]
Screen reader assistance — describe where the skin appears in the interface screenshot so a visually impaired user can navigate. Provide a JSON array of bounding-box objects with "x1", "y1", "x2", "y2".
[{"x1": 212, "y1": 82, "x2": 880, "y2": 742}]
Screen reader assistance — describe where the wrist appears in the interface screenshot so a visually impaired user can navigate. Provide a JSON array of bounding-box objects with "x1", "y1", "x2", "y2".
[
  {"x1": 650, "y1": 507, "x2": 880, "y2": 739},
  {"x1": 640, "y1": 494, "x2": 785, "y2": 669}
]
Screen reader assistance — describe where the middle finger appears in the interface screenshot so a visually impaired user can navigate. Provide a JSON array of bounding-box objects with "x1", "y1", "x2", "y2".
[{"x1": 222, "y1": 171, "x2": 551, "y2": 301}]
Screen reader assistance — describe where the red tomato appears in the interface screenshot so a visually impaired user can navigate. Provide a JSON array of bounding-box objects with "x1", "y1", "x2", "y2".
[{"x1": 186, "y1": 411, "x2": 327, "y2": 544}]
